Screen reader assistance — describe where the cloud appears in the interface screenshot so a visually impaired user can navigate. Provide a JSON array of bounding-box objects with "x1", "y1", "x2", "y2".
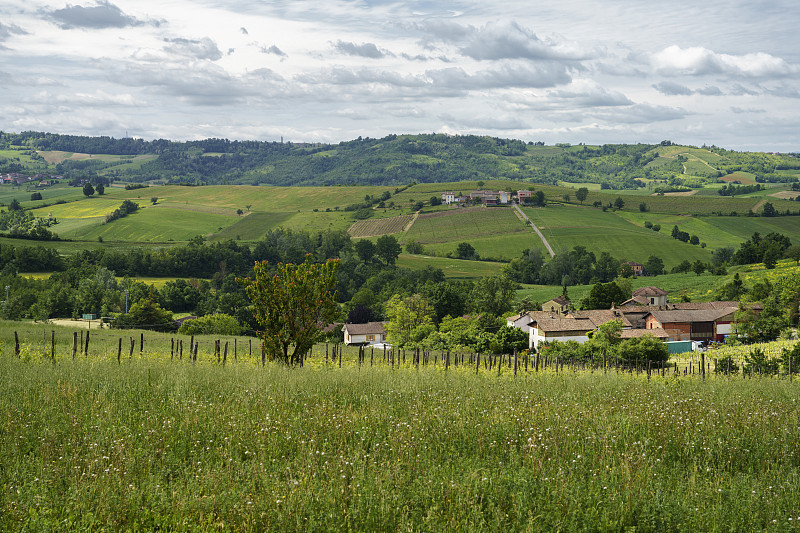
[
  {"x1": 595, "y1": 103, "x2": 691, "y2": 124},
  {"x1": 651, "y1": 45, "x2": 799, "y2": 77},
  {"x1": 652, "y1": 81, "x2": 693, "y2": 96},
  {"x1": 731, "y1": 107, "x2": 766, "y2": 114},
  {"x1": 45, "y1": 1, "x2": 148, "y2": 30},
  {"x1": 163, "y1": 37, "x2": 222, "y2": 61},
  {"x1": 27, "y1": 89, "x2": 144, "y2": 107},
  {"x1": 439, "y1": 112, "x2": 530, "y2": 130},
  {"x1": 240, "y1": 27, "x2": 248, "y2": 35},
  {"x1": 333, "y1": 40, "x2": 387, "y2": 59},
  {"x1": 549, "y1": 81, "x2": 632, "y2": 106},
  {"x1": 0, "y1": 21, "x2": 28, "y2": 43},
  {"x1": 457, "y1": 21, "x2": 593, "y2": 61},
  {"x1": 261, "y1": 45, "x2": 287, "y2": 57}
]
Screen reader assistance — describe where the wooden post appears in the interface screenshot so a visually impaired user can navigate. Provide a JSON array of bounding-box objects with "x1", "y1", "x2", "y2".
[
  {"x1": 234, "y1": 338, "x2": 237, "y2": 361},
  {"x1": 80, "y1": 331, "x2": 84, "y2": 354},
  {"x1": 189, "y1": 336, "x2": 194, "y2": 359},
  {"x1": 223, "y1": 342, "x2": 228, "y2": 366},
  {"x1": 339, "y1": 344, "x2": 342, "y2": 368},
  {"x1": 476, "y1": 353, "x2": 480, "y2": 375},
  {"x1": 84, "y1": 331, "x2": 90, "y2": 356},
  {"x1": 72, "y1": 332, "x2": 78, "y2": 360},
  {"x1": 261, "y1": 342, "x2": 265, "y2": 366},
  {"x1": 140, "y1": 333, "x2": 144, "y2": 354},
  {"x1": 171, "y1": 338, "x2": 174, "y2": 360},
  {"x1": 249, "y1": 339, "x2": 252, "y2": 357},
  {"x1": 51, "y1": 331, "x2": 55, "y2": 360},
  {"x1": 117, "y1": 337, "x2": 122, "y2": 364},
  {"x1": 445, "y1": 350, "x2": 450, "y2": 371},
  {"x1": 129, "y1": 337, "x2": 135, "y2": 359},
  {"x1": 514, "y1": 350, "x2": 518, "y2": 377},
  {"x1": 180, "y1": 339, "x2": 183, "y2": 360},
  {"x1": 194, "y1": 341, "x2": 198, "y2": 364},
  {"x1": 216, "y1": 340, "x2": 220, "y2": 364},
  {"x1": 14, "y1": 331, "x2": 20, "y2": 357},
  {"x1": 701, "y1": 351, "x2": 705, "y2": 380}
]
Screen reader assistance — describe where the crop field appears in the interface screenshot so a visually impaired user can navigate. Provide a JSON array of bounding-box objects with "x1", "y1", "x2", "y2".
[
  {"x1": 0, "y1": 183, "x2": 85, "y2": 208},
  {"x1": 209, "y1": 212, "x2": 295, "y2": 241},
  {"x1": 618, "y1": 212, "x2": 800, "y2": 249},
  {"x1": 108, "y1": 185, "x2": 392, "y2": 213},
  {"x1": 403, "y1": 207, "x2": 544, "y2": 260},
  {"x1": 71, "y1": 207, "x2": 240, "y2": 242},
  {"x1": 524, "y1": 206, "x2": 711, "y2": 267},
  {"x1": 348, "y1": 214, "x2": 414, "y2": 237},
  {"x1": 2, "y1": 324, "x2": 800, "y2": 531},
  {"x1": 395, "y1": 253, "x2": 505, "y2": 280}
]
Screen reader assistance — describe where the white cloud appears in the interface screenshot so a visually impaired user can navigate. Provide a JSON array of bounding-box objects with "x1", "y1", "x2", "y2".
[{"x1": 652, "y1": 45, "x2": 799, "y2": 78}]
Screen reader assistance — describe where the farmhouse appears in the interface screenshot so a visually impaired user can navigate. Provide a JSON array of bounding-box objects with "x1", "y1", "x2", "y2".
[
  {"x1": 343, "y1": 322, "x2": 387, "y2": 346},
  {"x1": 644, "y1": 308, "x2": 737, "y2": 342},
  {"x1": 469, "y1": 190, "x2": 510, "y2": 205},
  {"x1": 631, "y1": 286, "x2": 668, "y2": 306},
  {"x1": 542, "y1": 295, "x2": 571, "y2": 315},
  {"x1": 529, "y1": 316, "x2": 596, "y2": 349},
  {"x1": 622, "y1": 261, "x2": 645, "y2": 276}
]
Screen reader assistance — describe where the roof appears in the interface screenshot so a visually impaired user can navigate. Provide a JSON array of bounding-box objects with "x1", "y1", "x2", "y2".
[
  {"x1": 621, "y1": 296, "x2": 651, "y2": 306},
  {"x1": 545, "y1": 295, "x2": 570, "y2": 306},
  {"x1": 569, "y1": 309, "x2": 632, "y2": 328},
  {"x1": 531, "y1": 317, "x2": 595, "y2": 333},
  {"x1": 620, "y1": 328, "x2": 670, "y2": 339},
  {"x1": 343, "y1": 321, "x2": 386, "y2": 335},
  {"x1": 647, "y1": 308, "x2": 736, "y2": 324},
  {"x1": 633, "y1": 286, "x2": 669, "y2": 297},
  {"x1": 624, "y1": 261, "x2": 644, "y2": 267}
]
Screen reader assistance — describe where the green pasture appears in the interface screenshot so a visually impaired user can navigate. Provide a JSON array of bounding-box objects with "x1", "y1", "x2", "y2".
[
  {"x1": 396, "y1": 254, "x2": 505, "y2": 280},
  {"x1": 619, "y1": 212, "x2": 800, "y2": 249},
  {"x1": 72, "y1": 206, "x2": 239, "y2": 242},
  {"x1": 209, "y1": 212, "x2": 295, "y2": 241},
  {"x1": 524, "y1": 206, "x2": 711, "y2": 267},
  {"x1": 403, "y1": 207, "x2": 543, "y2": 260},
  {"x1": 0, "y1": 236, "x2": 180, "y2": 256},
  {"x1": 107, "y1": 184, "x2": 392, "y2": 213},
  {"x1": 2, "y1": 338, "x2": 800, "y2": 531},
  {"x1": 0, "y1": 183, "x2": 83, "y2": 208},
  {"x1": 31, "y1": 197, "x2": 123, "y2": 219}
]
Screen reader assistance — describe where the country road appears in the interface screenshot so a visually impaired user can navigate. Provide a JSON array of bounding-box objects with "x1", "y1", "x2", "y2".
[{"x1": 514, "y1": 203, "x2": 555, "y2": 257}]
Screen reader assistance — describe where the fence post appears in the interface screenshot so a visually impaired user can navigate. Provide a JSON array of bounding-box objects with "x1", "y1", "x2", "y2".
[
  {"x1": 84, "y1": 331, "x2": 90, "y2": 356},
  {"x1": 72, "y1": 332, "x2": 78, "y2": 360},
  {"x1": 129, "y1": 337, "x2": 135, "y2": 359},
  {"x1": 117, "y1": 337, "x2": 122, "y2": 364},
  {"x1": 140, "y1": 333, "x2": 144, "y2": 354},
  {"x1": 14, "y1": 331, "x2": 20, "y2": 357},
  {"x1": 701, "y1": 351, "x2": 705, "y2": 381},
  {"x1": 171, "y1": 338, "x2": 174, "y2": 360},
  {"x1": 223, "y1": 342, "x2": 228, "y2": 366},
  {"x1": 180, "y1": 339, "x2": 183, "y2": 360},
  {"x1": 234, "y1": 338, "x2": 237, "y2": 361}
]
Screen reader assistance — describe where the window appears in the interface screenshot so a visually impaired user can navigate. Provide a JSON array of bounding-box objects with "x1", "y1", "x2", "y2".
[{"x1": 367, "y1": 334, "x2": 375, "y2": 342}]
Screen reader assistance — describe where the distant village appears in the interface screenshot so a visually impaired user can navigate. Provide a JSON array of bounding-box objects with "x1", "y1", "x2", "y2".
[{"x1": 0, "y1": 173, "x2": 62, "y2": 187}]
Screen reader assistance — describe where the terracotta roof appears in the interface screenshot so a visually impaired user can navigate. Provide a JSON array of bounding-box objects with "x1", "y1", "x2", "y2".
[
  {"x1": 532, "y1": 317, "x2": 595, "y2": 333},
  {"x1": 621, "y1": 328, "x2": 670, "y2": 339},
  {"x1": 633, "y1": 286, "x2": 669, "y2": 297},
  {"x1": 343, "y1": 321, "x2": 386, "y2": 335},
  {"x1": 621, "y1": 296, "x2": 651, "y2": 306},
  {"x1": 647, "y1": 308, "x2": 736, "y2": 324},
  {"x1": 568, "y1": 309, "x2": 632, "y2": 328},
  {"x1": 546, "y1": 295, "x2": 570, "y2": 306}
]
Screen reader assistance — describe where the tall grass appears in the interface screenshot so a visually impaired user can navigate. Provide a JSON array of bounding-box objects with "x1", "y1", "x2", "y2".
[{"x1": 2, "y1": 342, "x2": 799, "y2": 531}]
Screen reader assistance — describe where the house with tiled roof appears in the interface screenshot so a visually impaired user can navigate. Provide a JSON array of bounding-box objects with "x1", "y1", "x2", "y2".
[
  {"x1": 343, "y1": 322, "x2": 387, "y2": 346},
  {"x1": 542, "y1": 295, "x2": 571, "y2": 315},
  {"x1": 632, "y1": 286, "x2": 669, "y2": 306}
]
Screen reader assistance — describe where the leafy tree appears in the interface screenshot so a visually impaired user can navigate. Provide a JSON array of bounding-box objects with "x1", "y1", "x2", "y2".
[
  {"x1": 672, "y1": 260, "x2": 692, "y2": 274},
  {"x1": 594, "y1": 252, "x2": 619, "y2": 283},
  {"x1": 405, "y1": 239, "x2": 424, "y2": 255},
  {"x1": 495, "y1": 325, "x2": 529, "y2": 354},
  {"x1": 575, "y1": 187, "x2": 588, "y2": 204},
  {"x1": 712, "y1": 246, "x2": 735, "y2": 266},
  {"x1": 30, "y1": 192, "x2": 42, "y2": 201},
  {"x1": 689, "y1": 235, "x2": 700, "y2": 245},
  {"x1": 467, "y1": 275, "x2": 516, "y2": 317},
  {"x1": 616, "y1": 334, "x2": 669, "y2": 363},
  {"x1": 652, "y1": 224, "x2": 661, "y2": 232},
  {"x1": 384, "y1": 293, "x2": 435, "y2": 347},
  {"x1": 784, "y1": 245, "x2": 800, "y2": 265},
  {"x1": 8, "y1": 198, "x2": 21, "y2": 211},
  {"x1": 354, "y1": 239, "x2": 376, "y2": 263},
  {"x1": 614, "y1": 197, "x2": 625, "y2": 209},
  {"x1": 644, "y1": 255, "x2": 665, "y2": 276},
  {"x1": 179, "y1": 313, "x2": 244, "y2": 335},
  {"x1": 347, "y1": 303, "x2": 376, "y2": 324},
  {"x1": 113, "y1": 296, "x2": 174, "y2": 332},
  {"x1": 96, "y1": 183, "x2": 104, "y2": 195},
  {"x1": 618, "y1": 262, "x2": 634, "y2": 278},
  {"x1": 429, "y1": 196, "x2": 442, "y2": 206},
  {"x1": 692, "y1": 260, "x2": 706, "y2": 276},
  {"x1": 639, "y1": 202, "x2": 648, "y2": 212},
  {"x1": 375, "y1": 235, "x2": 401, "y2": 265},
  {"x1": 82, "y1": 183, "x2": 95, "y2": 197},
  {"x1": 581, "y1": 282, "x2": 627, "y2": 310},
  {"x1": 239, "y1": 255, "x2": 339, "y2": 366},
  {"x1": 456, "y1": 242, "x2": 477, "y2": 260},
  {"x1": 761, "y1": 202, "x2": 777, "y2": 217}
]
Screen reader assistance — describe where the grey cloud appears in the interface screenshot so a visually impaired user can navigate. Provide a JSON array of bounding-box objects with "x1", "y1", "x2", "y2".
[
  {"x1": 765, "y1": 84, "x2": 800, "y2": 98},
  {"x1": 0, "y1": 22, "x2": 28, "y2": 42},
  {"x1": 652, "y1": 81, "x2": 693, "y2": 95},
  {"x1": 731, "y1": 107, "x2": 766, "y2": 114},
  {"x1": 334, "y1": 40, "x2": 386, "y2": 59},
  {"x1": 458, "y1": 22, "x2": 591, "y2": 62},
  {"x1": 549, "y1": 86, "x2": 632, "y2": 107},
  {"x1": 653, "y1": 81, "x2": 724, "y2": 96},
  {"x1": 427, "y1": 63, "x2": 572, "y2": 90},
  {"x1": 45, "y1": 1, "x2": 146, "y2": 29},
  {"x1": 163, "y1": 37, "x2": 223, "y2": 61},
  {"x1": 729, "y1": 84, "x2": 759, "y2": 96},
  {"x1": 261, "y1": 45, "x2": 287, "y2": 57},
  {"x1": 439, "y1": 112, "x2": 530, "y2": 130},
  {"x1": 596, "y1": 103, "x2": 690, "y2": 124}
]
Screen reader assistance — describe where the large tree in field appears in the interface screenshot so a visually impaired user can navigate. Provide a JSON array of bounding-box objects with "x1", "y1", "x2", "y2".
[
  {"x1": 240, "y1": 255, "x2": 339, "y2": 366},
  {"x1": 376, "y1": 235, "x2": 401, "y2": 265}
]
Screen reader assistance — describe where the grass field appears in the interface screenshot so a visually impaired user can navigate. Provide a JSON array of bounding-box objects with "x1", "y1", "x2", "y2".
[
  {"x1": 71, "y1": 206, "x2": 240, "y2": 242},
  {"x1": 403, "y1": 207, "x2": 544, "y2": 260},
  {"x1": 349, "y1": 214, "x2": 414, "y2": 237},
  {"x1": 2, "y1": 332, "x2": 799, "y2": 531},
  {"x1": 523, "y1": 206, "x2": 711, "y2": 267},
  {"x1": 396, "y1": 254, "x2": 505, "y2": 280},
  {"x1": 209, "y1": 212, "x2": 295, "y2": 241}
]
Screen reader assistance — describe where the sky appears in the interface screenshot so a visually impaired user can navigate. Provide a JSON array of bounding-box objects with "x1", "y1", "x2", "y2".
[{"x1": 1, "y1": 0, "x2": 798, "y2": 151}]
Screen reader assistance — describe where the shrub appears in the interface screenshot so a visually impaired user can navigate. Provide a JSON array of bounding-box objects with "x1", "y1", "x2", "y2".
[{"x1": 178, "y1": 313, "x2": 244, "y2": 336}]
